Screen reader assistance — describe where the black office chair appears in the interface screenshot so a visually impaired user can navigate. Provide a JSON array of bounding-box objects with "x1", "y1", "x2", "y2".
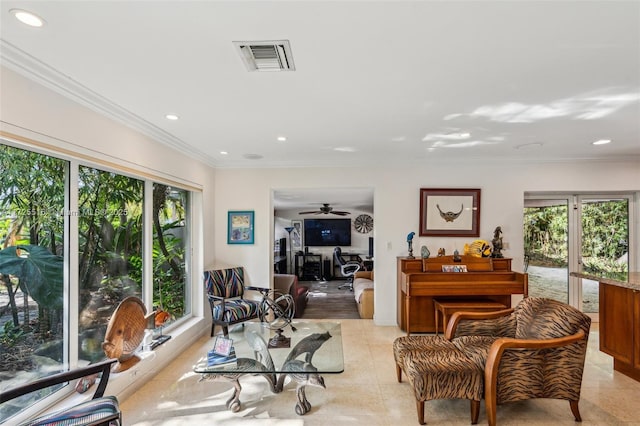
[{"x1": 333, "y1": 247, "x2": 362, "y2": 291}]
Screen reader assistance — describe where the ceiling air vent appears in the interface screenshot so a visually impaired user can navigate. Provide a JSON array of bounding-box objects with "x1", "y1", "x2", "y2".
[{"x1": 234, "y1": 40, "x2": 295, "y2": 72}]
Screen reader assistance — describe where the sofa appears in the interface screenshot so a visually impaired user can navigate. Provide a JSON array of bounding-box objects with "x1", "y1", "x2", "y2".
[
  {"x1": 274, "y1": 274, "x2": 309, "y2": 318},
  {"x1": 353, "y1": 270, "x2": 374, "y2": 319}
]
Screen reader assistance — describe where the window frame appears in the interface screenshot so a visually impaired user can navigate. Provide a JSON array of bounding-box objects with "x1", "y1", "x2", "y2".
[{"x1": 0, "y1": 135, "x2": 202, "y2": 421}]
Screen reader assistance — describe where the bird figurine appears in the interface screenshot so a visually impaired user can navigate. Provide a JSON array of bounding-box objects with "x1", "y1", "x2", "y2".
[
  {"x1": 280, "y1": 360, "x2": 326, "y2": 415},
  {"x1": 406, "y1": 232, "x2": 416, "y2": 258},
  {"x1": 276, "y1": 332, "x2": 332, "y2": 415}
]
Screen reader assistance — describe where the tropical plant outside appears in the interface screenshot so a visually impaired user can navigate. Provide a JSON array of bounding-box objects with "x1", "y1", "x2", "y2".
[
  {"x1": 0, "y1": 143, "x2": 190, "y2": 421},
  {"x1": 524, "y1": 200, "x2": 629, "y2": 273}
]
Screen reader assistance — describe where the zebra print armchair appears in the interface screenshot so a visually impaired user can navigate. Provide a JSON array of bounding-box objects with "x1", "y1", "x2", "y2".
[{"x1": 446, "y1": 297, "x2": 592, "y2": 426}]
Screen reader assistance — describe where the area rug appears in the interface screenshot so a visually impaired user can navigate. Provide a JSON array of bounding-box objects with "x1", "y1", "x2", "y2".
[{"x1": 300, "y1": 280, "x2": 360, "y2": 319}]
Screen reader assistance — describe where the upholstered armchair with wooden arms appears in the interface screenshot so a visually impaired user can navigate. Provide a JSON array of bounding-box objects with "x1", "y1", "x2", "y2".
[
  {"x1": 204, "y1": 267, "x2": 269, "y2": 337},
  {"x1": 445, "y1": 297, "x2": 591, "y2": 426}
]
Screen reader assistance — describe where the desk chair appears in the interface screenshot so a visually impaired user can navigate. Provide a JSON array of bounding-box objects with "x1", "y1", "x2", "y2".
[{"x1": 333, "y1": 247, "x2": 362, "y2": 291}]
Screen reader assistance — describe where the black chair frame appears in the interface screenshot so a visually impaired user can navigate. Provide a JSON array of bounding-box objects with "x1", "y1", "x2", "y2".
[{"x1": 0, "y1": 358, "x2": 121, "y2": 425}]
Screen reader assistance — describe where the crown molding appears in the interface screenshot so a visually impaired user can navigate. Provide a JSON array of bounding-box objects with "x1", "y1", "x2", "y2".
[{"x1": 0, "y1": 40, "x2": 219, "y2": 168}]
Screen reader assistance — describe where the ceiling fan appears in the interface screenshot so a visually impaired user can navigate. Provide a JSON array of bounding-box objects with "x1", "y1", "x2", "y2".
[{"x1": 298, "y1": 203, "x2": 350, "y2": 216}]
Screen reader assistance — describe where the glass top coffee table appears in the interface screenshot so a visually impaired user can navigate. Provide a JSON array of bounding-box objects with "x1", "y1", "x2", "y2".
[{"x1": 194, "y1": 321, "x2": 343, "y2": 415}]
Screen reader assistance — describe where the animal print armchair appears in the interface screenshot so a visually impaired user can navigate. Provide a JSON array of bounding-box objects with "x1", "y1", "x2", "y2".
[
  {"x1": 445, "y1": 297, "x2": 591, "y2": 426},
  {"x1": 204, "y1": 267, "x2": 268, "y2": 337}
]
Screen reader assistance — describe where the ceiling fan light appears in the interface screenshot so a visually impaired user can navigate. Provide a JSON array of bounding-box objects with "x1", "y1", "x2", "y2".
[{"x1": 298, "y1": 203, "x2": 350, "y2": 215}]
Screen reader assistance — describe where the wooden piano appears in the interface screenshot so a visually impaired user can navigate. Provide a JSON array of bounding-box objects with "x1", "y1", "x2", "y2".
[{"x1": 397, "y1": 255, "x2": 528, "y2": 334}]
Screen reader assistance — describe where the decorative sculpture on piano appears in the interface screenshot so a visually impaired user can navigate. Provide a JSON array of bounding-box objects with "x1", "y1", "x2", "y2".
[
  {"x1": 491, "y1": 226, "x2": 504, "y2": 258},
  {"x1": 407, "y1": 232, "x2": 415, "y2": 259}
]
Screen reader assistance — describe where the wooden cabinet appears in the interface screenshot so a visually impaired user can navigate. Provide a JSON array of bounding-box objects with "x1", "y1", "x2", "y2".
[
  {"x1": 397, "y1": 256, "x2": 527, "y2": 334},
  {"x1": 599, "y1": 283, "x2": 640, "y2": 381}
]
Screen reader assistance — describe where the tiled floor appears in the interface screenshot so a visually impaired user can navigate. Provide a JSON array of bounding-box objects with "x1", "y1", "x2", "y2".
[{"x1": 121, "y1": 320, "x2": 639, "y2": 425}]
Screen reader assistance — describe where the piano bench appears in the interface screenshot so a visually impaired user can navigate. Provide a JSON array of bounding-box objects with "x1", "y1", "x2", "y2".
[{"x1": 434, "y1": 299, "x2": 507, "y2": 335}]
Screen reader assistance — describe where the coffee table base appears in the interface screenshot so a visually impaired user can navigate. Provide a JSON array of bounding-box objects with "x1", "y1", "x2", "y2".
[{"x1": 199, "y1": 371, "x2": 325, "y2": 416}]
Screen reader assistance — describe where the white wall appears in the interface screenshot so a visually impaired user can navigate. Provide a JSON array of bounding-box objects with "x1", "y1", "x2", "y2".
[
  {"x1": 214, "y1": 161, "x2": 640, "y2": 326},
  {"x1": 3, "y1": 65, "x2": 640, "y2": 330}
]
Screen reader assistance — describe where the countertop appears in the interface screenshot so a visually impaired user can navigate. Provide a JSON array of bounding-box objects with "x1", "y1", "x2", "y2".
[{"x1": 570, "y1": 271, "x2": 640, "y2": 291}]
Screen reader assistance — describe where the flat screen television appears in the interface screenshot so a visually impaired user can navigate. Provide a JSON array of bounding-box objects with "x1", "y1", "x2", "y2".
[{"x1": 304, "y1": 218, "x2": 351, "y2": 246}]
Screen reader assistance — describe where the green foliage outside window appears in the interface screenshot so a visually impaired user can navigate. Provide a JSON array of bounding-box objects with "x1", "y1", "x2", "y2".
[
  {"x1": 0, "y1": 143, "x2": 191, "y2": 421},
  {"x1": 524, "y1": 200, "x2": 628, "y2": 273}
]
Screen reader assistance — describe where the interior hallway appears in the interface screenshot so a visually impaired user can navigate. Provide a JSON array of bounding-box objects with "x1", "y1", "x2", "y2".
[{"x1": 120, "y1": 321, "x2": 638, "y2": 425}]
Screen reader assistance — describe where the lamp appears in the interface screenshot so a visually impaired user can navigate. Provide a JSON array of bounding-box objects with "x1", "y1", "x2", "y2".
[{"x1": 284, "y1": 226, "x2": 294, "y2": 274}]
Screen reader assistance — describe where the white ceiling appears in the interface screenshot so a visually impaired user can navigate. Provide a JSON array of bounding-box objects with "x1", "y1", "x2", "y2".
[
  {"x1": 1, "y1": 1, "x2": 639, "y2": 210},
  {"x1": 274, "y1": 187, "x2": 374, "y2": 214}
]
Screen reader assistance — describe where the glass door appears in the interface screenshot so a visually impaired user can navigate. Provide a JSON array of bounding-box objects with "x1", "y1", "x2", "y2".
[
  {"x1": 524, "y1": 197, "x2": 570, "y2": 304},
  {"x1": 525, "y1": 193, "x2": 633, "y2": 318},
  {"x1": 576, "y1": 196, "x2": 630, "y2": 314}
]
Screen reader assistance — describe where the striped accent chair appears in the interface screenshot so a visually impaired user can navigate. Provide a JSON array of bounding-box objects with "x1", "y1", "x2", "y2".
[
  {"x1": 446, "y1": 297, "x2": 591, "y2": 426},
  {"x1": 0, "y1": 359, "x2": 121, "y2": 426},
  {"x1": 204, "y1": 267, "x2": 266, "y2": 337}
]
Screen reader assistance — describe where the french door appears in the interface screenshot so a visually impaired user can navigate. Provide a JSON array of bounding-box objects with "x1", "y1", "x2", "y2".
[{"x1": 524, "y1": 193, "x2": 633, "y2": 318}]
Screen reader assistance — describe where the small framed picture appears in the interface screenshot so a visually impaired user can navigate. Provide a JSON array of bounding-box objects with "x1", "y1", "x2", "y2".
[
  {"x1": 420, "y1": 188, "x2": 481, "y2": 237},
  {"x1": 291, "y1": 220, "x2": 303, "y2": 251},
  {"x1": 228, "y1": 210, "x2": 254, "y2": 244},
  {"x1": 212, "y1": 336, "x2": 233, "y2": 356}
]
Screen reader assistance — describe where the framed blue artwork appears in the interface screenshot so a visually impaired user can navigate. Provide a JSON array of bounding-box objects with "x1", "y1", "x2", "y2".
[{"x1": 227, "y1": 211, "x2": 254, "y2": 244}]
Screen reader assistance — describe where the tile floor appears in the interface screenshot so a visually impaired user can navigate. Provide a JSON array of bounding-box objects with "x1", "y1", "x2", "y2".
[{"x1": 121, "y1": 320, "x2": 638, "y2": 425}]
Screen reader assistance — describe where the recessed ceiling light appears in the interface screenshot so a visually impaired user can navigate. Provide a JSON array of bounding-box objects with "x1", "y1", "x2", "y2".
[
  {"x1": 11, "y1": 9, "x2": 45, "y2": 27},
  {"x1": 220, "y1": 151, "x2": 228, "y2": 155},
  {"x1": 165, "y1": 114, "x2": 179, "y2": 121},
  {"x1": 592, "y1": 139, "x2": 611, "y2": 145},
  {"x1": 277, "y1": 136, "x2": 287, "y2": 142}
]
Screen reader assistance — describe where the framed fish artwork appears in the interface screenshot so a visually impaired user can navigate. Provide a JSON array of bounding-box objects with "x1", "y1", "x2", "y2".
[{"x1": 419, "y1": 188, "x2": 480, "y2": 237}]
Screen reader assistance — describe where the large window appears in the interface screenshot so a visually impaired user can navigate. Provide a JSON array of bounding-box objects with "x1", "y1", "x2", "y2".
[
  {"x1": 78, "y1": 166, "x2": 144, "y2": 362},
  {"x1": 0, "y1": 145, "x2": 67, "y2": 420},
  {"x1": 152, "y1": 184, "x2": 190, "y2": 325},
  {"x1": 0, "y1": 142, "x2": 195, "y2": 421}
]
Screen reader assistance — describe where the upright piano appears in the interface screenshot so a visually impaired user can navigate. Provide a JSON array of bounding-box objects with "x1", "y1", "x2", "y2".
[{"x1": 397, "y1": 255, "x2": 528, "y2": 333}]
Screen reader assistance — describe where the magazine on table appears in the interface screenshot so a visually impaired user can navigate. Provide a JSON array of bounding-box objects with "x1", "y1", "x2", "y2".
[{"x1": 207, "y1": 336, "x2": 237, "y2": 367}]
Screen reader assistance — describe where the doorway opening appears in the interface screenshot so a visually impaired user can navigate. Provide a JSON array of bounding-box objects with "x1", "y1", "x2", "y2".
[{"x1": 273, "y1": 187, "x2": 374, "y2": 319}]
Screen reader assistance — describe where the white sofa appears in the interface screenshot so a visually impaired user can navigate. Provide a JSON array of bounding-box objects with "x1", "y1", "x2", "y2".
[{"x1": 352, "y1": 270, "x2": 374, "y2": 319}]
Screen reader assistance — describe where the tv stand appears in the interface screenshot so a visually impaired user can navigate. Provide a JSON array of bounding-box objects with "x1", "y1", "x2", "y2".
[{"x1": 294, "y1": 253, "x2": 322, "y2": 281}]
